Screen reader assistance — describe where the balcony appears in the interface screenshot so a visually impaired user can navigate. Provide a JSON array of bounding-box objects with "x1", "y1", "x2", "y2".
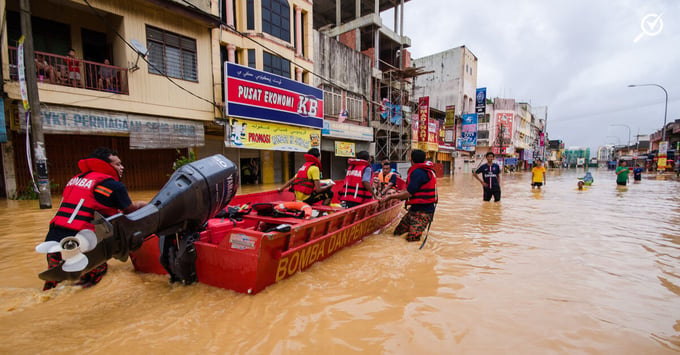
[{"x1": 9, "y1": 47, "x2": 129, "y2": 95}]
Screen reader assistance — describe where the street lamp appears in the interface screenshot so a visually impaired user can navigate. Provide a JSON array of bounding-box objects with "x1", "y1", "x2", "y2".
[{"x1": 627, "y1": 84, "x2": 668, "y2": 142}]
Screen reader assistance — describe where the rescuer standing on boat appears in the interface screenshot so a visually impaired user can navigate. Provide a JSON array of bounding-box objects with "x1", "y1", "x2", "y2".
[
  {"x1": 41, "y1": 147, "x2": 147, "y2": 290},
  {"x1": 278, "y1": 148, "x2": 333, "y2": 206},
  {"x1": 382, "y1": 149, "x2": 437, "y2": 242},
  {"x1": 340, "y1": 150, "x2": 374, "y2": 208}
]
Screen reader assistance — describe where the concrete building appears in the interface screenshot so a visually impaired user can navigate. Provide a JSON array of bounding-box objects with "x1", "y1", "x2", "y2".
[
  {"x1": 412, "y1": 46, "x2": 478, "y2": 173},
  {"x1": 313, "y1": 31, "x2": 373, "y2": 179},
  {"x1": 1, "y1": 0, "x2": 220, "y2": 198},
  {"x1": 312, "y1": 0, "x2": 416, "y2": 164}
]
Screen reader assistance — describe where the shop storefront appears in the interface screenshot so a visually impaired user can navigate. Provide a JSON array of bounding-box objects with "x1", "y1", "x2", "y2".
[
  {"x1": 4, "y1": 102, "x2": 204, "y2": 195},
  {"x1": 321, "y1": 121, "x2": 372, "y2": 180}
]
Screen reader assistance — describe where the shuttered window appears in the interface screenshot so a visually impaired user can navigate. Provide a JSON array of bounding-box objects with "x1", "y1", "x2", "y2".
[{"x1": 146, "y1": 26, "x2": 198, "y2": 82}]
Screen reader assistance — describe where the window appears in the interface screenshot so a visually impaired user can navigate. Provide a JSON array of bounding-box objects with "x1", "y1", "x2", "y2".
[
  {"x1": 346, "y1": 92, "x2": 363, "y2": 121},
  {"x1": 262, "y1": 0, "x2": 290, "y2": 42},
  {"x1": 263, "y1": 51, "x2": 290, "y2": 78},
  {"x1": 246, "y1": 0, "x2": 255, "y2": 30},
  {"x1": 248, "y1": 49, "x2": 256, "y2": 68},
  {"x1": 146, "y1": 26, "x2": 197, "y2": 81},
  {"x1": 323, "y1": 85, "x2": 342, "y2": 117}
]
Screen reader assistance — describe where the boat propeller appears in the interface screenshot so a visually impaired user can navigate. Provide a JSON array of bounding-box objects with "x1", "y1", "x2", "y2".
[{"x1": 35, "y1": 230, "x2": 98, "y2": 272}]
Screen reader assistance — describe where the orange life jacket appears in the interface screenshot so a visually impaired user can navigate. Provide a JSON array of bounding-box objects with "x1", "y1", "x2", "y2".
[
  {"x1": 292, "y1": 154, "x2": 322, "y2": 195},
  {"x1": 377, "y1": 171, "x2": 397, "y2": 191},
  {"x1": 273, "y1": 201, "x2": 313, "y2": 219},
  {"x1": 406, "y1": 162, "x2": 438, "y2": 205},
  {"x1": 340, "y1": 159, "x2": 372, "y2": 204}
]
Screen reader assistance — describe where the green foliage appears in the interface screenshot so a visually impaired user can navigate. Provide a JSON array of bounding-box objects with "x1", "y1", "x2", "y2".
[
  {"x1": 10, "y1": 181, "x2": 60, "y2": 200},
  {"x1": 172, "y1": 149, "x2": 196, "y2": 171}
]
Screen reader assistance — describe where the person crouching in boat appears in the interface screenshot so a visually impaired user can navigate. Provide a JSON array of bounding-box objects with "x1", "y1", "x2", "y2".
[
  {"x1": 374, "y1": 160, "x2": 399, "y2": 198},
  {"x1": 381, "y1": 149, "x2": 437, "y2": 242},
  {"x1": 340, "y1": 150, "x2": 374, "y2": 208},
  {"x1": 278, "y1": 148, "x2": 333, "y2": 206}
]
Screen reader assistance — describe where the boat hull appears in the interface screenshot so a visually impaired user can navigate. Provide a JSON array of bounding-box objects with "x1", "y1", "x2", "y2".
[{"x1": 131, "y1": 190, "x2": 403, "y2": 294}]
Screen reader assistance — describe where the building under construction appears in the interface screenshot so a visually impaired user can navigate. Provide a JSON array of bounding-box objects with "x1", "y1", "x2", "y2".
[{"x1": 313, "y1": 0, "x2": 427, "y2": 163}]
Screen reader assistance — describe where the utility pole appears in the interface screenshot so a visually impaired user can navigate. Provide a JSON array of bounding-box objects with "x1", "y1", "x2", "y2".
[{"x1": 20, "y1": 0, "x2": 52, "y2": 208}]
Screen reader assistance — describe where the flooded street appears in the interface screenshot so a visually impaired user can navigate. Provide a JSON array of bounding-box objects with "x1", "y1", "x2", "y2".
[{"x1": 1, "y1": 168, "x2": 679, "y2": 354}]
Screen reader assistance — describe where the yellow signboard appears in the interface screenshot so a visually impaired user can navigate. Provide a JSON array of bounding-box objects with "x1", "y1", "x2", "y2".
[
  {"x1": 334, "y1": 141, "x2": 356, "y2": 157},
  {"x1": 228, "y1": 118, "x2": 320, "y2": 152}
]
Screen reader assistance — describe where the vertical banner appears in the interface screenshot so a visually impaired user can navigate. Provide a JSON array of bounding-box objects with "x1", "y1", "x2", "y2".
[
  {"x1": 418, "y1": 97, "x2": 430, "y2": 151},
  {"x1": 17, "y1": 36, "x2": 29, "y2": 111},
  {"x1": 475, "y1": 88, "x2": 486, "y2": 114},
  {"x1": 658, "y1": 141, "x2": 668, "y2": 170},
  {"x1": 461, "y1": 113, "x2": 478, "y2": 151},
  {"x1": 0, "y1": 100, "x2": 6, "y2": 143},
  {"x1": 445, "y1": 105, "x2": 455, "y2": 128},
  {"x1": 539, "y1": 132, "x2": 545, "y2": 147}
]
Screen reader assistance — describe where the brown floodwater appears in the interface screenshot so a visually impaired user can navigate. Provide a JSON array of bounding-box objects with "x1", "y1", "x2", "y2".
[{"x1": 1, "y1": 168, "x2": 679, "y2": 354}]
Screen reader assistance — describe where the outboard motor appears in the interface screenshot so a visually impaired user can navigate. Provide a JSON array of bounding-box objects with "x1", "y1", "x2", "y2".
[{"x1": 37, "y1": 154, "x2": 239, "y2": 283}]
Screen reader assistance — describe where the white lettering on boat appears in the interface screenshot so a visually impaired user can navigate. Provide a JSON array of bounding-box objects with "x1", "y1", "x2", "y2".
[{"x1": 275, "y1": 210, "x2": 397, "y2": 282}]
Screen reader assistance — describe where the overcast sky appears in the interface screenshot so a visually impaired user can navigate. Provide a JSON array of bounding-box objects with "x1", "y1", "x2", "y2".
[{"x1": 382, "y1": 0, "x2": 679, "y2": 154}]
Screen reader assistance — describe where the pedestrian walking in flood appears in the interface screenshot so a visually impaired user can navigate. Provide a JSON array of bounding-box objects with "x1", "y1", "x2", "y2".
[
  {"x1": 531, "y1": 159, "x2": 546, "y2": 190},
  {"x1": 473, "y1": 152, "x2": 502, "y2": 202},
  {"x1": 615, "y1": 160, "x2": 629, "y2": 186}
]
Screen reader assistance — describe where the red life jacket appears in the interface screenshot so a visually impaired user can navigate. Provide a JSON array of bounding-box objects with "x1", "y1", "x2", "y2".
[
  {"x1": 292, "y1": 154, "x2": 322, "y2": 195},
  {"x1": 340, "y1": 159, "x2": 373, "y2": 203},
  {"x1": 406, "y1": 162, "x2": 438, "y2": 205},
  {"x1": 377, "y1": 171, "x2": 396, "y2": 191},
  {"x1": 50, "y1": 158, "x2": 121, "y2": 231}
]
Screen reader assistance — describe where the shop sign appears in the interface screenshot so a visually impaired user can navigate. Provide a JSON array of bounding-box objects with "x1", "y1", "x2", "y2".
[
  {"x1": 225, "y1": 62, "x2": 324, "y2": 129},
  {"x1": 475, "y1": 88, "x2": 486, "y2": 114},
  {"x1": 0, "y1": 101, "x2": 6, "y2": 143},
  {"x1": 445, "y1": 105, "x2": 455, "y2": 128},
  {"x1": 460, "y1": 113, "x2": 478, "y2": 151},
  {"x1": 427, "y1": 120, "x2": 439, "y2": 152},
  {"x1": 227, "y1": 117, "x2": 320, "y2": 152},
  {"x1": 334, "y1": 141, "x2": 356, "y2": 157},
  {"x1": 17, "y1": 105, "x2": 204, "y2": 149},
  {"x1": 322, "y1": 121, "x2": 373, "y2": 141},
  {"x1": 418, "y1": 97, "x2": 430, "y2": 151}
]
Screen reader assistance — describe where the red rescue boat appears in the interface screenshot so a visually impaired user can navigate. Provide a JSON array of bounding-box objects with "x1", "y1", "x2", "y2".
[{"x1": 130, "y1": 183, "x2": 404, "y2": 294}]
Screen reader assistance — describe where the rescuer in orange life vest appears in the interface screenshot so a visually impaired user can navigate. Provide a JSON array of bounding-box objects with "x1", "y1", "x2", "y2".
[
  {"x1": 374, "y1": 160, "x2": 399, "y2": 197},
  {"x1": 278, "y1": 148, "x2": 333, "y2": 206},
  {"x1": 41, "y1": 147, "x2": 147, "y2": 291},
  {"x1": 381, "y1": 149, "x2": 437, "y2": 242},
  {"x1": 340, "y1": 150, "x2": 374, "y2": 208}
]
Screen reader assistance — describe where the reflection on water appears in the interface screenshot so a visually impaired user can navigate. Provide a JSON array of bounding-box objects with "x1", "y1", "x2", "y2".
[{"x1": 0, "y1": 169, "x2": 679, "y2": 354}]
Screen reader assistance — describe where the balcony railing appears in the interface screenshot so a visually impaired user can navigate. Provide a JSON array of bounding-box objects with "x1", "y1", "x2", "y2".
[{"x1": 8, "y1": 47, "x2": 129, "y2": 95}]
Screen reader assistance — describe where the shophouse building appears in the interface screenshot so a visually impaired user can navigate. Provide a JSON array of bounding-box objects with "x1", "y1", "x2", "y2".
[{"x1": 1, "y1": 0, "x2": 219, "y2": 198}]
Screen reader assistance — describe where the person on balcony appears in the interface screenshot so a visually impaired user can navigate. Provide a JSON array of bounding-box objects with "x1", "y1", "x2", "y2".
[
  {"x1": 35, "y1": 53, "x2": 58, "y2": 84},
  {"x1": 98, "y1": 59, "x2": 116, "y2": 91},
  {"x1": 67, "y1": 48, "x2": 82, "y2": 87}
]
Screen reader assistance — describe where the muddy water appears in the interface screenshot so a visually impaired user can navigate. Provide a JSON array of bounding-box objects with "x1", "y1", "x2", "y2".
[{"x1": 1, "y1": 169, "x2": 679, "y2": 354}]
